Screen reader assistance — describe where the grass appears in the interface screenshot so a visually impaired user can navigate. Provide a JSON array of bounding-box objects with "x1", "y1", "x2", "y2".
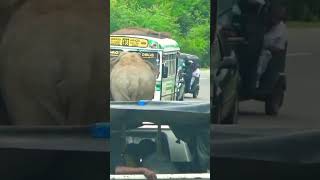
[{"x1": 287, "y1": 21, "x2": 320, "y2": 28}]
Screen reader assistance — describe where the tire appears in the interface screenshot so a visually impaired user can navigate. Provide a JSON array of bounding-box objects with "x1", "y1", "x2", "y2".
[
  {"x1": 176, "y1": 84, "x2": 185, "y2": 101},
  {"x1": 221, "y1": 93, "x2": 239, "y2": 124},
  {"x1": 265, "y1": 88, "x2": 284, "y2": 116},
  {"x1": 193, "y1": 87, "x2": 199, "y2": 98}
]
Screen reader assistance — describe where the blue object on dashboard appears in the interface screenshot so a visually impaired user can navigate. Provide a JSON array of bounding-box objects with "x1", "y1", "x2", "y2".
[
  {"x1": 90, "y1": 122, "x2": 110, "y2": 139},
  {"x1": 137, "y1": 100, "x2": 147, "y2": 106}
]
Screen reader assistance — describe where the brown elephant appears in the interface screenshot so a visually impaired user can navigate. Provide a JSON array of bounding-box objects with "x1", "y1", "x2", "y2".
[
  {"x1": 0, "y1": 0, "x2": 107, "y2": 125},
  {"x1": 110, "y1": 52, "x2": 158, "y2": 101}
]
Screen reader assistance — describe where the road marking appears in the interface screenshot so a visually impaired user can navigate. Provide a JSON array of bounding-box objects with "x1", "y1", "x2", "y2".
[{"x1": 287, "y1": 52, "x2": 313, "y2": 57}]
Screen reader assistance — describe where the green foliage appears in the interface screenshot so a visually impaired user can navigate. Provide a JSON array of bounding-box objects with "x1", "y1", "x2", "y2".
[
  {"x1": 110, "y1": 0, "x2": 210, "y2": 67},
  {"x1": 287, "y1": 0, "x2": 320, "y2": 22}
]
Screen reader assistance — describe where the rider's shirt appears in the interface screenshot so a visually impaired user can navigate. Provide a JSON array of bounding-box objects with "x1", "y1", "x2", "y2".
[
  {"x1": 256, "y1": 21, "x2": 287, "y2": 82},
  {"x1": 192, "y1": 68, "x2": 201, "y2": 78},
  {"x1": 263, "y1": 21, "x2": 288, "y2": 50}
]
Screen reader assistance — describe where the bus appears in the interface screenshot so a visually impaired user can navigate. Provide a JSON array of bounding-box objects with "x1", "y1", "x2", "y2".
[{"x1": 110, "y1": 34, "x2": 180, "y2": 101}]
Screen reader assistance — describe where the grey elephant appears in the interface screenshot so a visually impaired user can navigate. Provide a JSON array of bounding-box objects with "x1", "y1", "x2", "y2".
[
  {"x1": 0, "y1": 0, "x2": 107, "y2": 125},
  {"x1": 110, "y1": 52, "x2": 158, "y2": 101}
]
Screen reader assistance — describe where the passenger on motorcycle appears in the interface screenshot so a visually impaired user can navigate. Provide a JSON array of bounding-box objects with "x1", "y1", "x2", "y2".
[
  {"x1": 188, "y1": 60, "x2": 201, "y2": 91},
  {"x1": 256, "y1": 4, "x2": 288, "y2": 88}
]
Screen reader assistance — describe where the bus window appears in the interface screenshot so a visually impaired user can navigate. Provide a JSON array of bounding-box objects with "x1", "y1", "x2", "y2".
[{"x1": 163, "y1": 54, "x2": 177, "y2": 77}]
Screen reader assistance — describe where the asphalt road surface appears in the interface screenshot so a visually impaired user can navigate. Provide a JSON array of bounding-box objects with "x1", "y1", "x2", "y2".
[
  {"x1": 238, "y1": 28, "x2": 320, "y2": 129},
  {"x1": 183, "y1": 69, "x2": 210, "y2": 101}
]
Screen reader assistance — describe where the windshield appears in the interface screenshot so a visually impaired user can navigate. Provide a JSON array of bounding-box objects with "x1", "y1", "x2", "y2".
[{"x1": 131, "y1": 51, "x2": 160, "y2": 72}]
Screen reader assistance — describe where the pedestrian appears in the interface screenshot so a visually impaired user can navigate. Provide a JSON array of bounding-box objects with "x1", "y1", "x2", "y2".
[{"x1": 189, "y1": 60, "x2": 201, "y2": 91}]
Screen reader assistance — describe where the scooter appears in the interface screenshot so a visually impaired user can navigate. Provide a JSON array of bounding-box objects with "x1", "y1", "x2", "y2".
[
  {"x1": 176, "y1": 71, "x2": 186, "y2": 101},
  {"x1": 184, "y1": 74, "x2": 200, "y2": 99}
]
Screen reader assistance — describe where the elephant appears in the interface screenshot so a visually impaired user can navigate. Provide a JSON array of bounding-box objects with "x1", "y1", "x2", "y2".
[
  {"x1": 110, "y1": 52, "x2": 159, "y2": 101},
  {"x1": 0, "y1": 2, "x2": 109, "y2": 179},
  {"x1": 0, "y1": 0, "x2": 108, "y2": 125}
]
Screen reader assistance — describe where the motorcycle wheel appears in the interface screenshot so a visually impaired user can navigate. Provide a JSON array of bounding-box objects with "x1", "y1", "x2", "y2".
[
  {"x1": 176, "y1": 84, "x2": 185, "y2": 101},
  {"x1": 192, "y1": 85, "x2": 200, "y2": 98},
  {"x1": 265, "y1": 87, "x2": 284, "y2": 116},
  {"x1": 193, "y1": 87, "x2": 199, "y2": 98}
]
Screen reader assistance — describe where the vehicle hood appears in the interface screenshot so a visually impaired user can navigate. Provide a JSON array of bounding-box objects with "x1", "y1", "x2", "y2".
[{"x1": 212, "y1": 125, "x2": 320, "y2": 164}]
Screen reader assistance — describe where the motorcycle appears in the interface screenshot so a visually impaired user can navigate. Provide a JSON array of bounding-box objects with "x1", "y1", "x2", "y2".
[
  {"x1": 176, "y1": 69, "x2": 186, "y2": 101},
  {"x1": 185, "y1": 74, "x2": 200, "y2": 98}
]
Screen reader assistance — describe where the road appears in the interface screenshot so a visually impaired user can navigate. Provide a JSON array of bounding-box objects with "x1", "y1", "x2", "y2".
[
  {"x1": 183, "y1": 69, "x2": 210, "y2": 101},
  {"x1": 238, "y1": 28, "x2": 320, "y2": 129}
]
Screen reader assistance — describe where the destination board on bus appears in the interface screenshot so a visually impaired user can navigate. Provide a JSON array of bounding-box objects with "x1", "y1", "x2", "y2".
[
  {"x1": 140, "y1": 52, "x2": 157, "y2": 59},
  {"x1": 110, "y1": 36, "x2": 149, "y2": 48}
]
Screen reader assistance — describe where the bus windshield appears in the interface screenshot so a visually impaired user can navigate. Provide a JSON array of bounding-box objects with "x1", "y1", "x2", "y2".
[
  {"x1": 110, "y1": 49, "x2": 160, "y2": 72},
  {"x1": 129, "y1": 51, "x2": 161, "y2": 73}
]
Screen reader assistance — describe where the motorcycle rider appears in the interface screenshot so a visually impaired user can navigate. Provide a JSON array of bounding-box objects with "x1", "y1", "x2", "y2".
[
  {"x1": 256, "y1": 4, "x2": 288, "y2": 88},
  {"x1": 189, "y1": 60, "x2": 201, "y2": 91}
]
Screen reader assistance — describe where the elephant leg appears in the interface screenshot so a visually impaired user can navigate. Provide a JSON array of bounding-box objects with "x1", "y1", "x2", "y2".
[
  {"x1": 1, "y1": 86, "x2": 66, "y2": 125},
  {"x1": 85, "y1": 54, "x2": 108, "y2": 123},
  {"x1": 1, "y1": 52, "x2": 96, "y2": 125},
  {"x1": 110, "y1": 85, "x2": 131, "y2": 101},
  {"x1": 63, "y1": 73, "x2": 90, "y2": 125},
  {"x1": 136, "y1": 81, "x2": 156, "y2": 101},
  {"x1": 0, "y1": 2, "x2": 106, "y2": 125},
  {"x1": 110, "y1": 72, "x2": 131, "y2": 101},
  {"x1": 110, "y1": 69, "x2": 156, "y2": 101},
  {"x1": 1, "y1": 59, "x2": 67, "y2": 125},
  {"x1": 54, "y1": 41, "x2": 107, "y2": 125}
]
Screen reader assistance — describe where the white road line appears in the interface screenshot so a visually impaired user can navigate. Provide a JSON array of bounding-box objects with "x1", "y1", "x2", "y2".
[{"x1": 287, "y1": 52, "x2": 313, "y2": 57}]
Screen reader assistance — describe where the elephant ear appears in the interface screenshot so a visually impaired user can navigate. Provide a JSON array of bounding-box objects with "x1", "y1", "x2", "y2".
[{"x1": 144, "y1": 60, "x2": 159, "y2": 79}]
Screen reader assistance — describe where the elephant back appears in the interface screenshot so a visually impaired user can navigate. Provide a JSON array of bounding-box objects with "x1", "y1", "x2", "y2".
[{"x1": 112, "y1": 27, "x2": 171, "y2": 39}]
